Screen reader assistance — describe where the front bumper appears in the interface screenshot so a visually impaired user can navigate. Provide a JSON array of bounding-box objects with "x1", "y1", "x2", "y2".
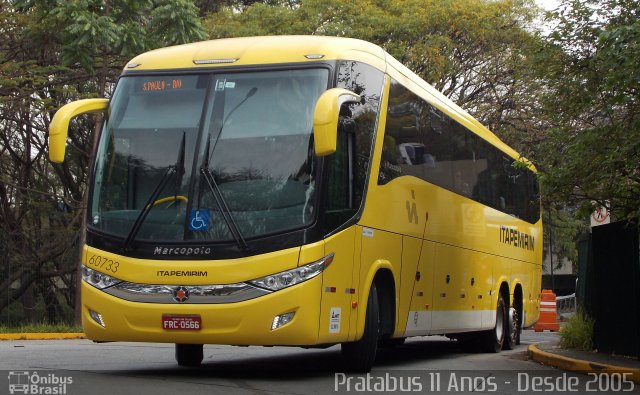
[{"x1": 81, "y1": 274, "x2": 322, "y2": 345}]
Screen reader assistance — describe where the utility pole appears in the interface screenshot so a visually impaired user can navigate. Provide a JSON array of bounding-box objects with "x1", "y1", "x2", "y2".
[
  {"x1": 549, "y1": 230, "x2": 555, "y2": 292},
  {"x1": 546, "y1": 211, "x2": 555, "y2": 292}
]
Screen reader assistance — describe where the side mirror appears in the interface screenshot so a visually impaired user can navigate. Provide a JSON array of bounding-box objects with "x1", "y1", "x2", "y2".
[
  {"x1": 48, "y1": 98, "x2": 109, "y2": 163},
  {"x1": 313, "y1": 88, "x2": 360, "y2": 156}
]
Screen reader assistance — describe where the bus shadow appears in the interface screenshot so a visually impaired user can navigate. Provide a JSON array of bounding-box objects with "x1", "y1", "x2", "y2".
[
  {"x1": 105, "y1": 337, "x2": 469, "y2": 381},
  {"x1": 375, "y1": 337, "x2": 464, "y2": 367}
]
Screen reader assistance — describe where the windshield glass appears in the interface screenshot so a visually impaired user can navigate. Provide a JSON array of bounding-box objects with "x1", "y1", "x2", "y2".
[{"x1": 89, "y1": 68, "x2": 329, "y2": 244}]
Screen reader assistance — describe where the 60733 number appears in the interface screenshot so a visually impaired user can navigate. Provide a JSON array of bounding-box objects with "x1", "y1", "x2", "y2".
[{"x1": 87, "y1": 254, "x2": 120, "y2": 274}]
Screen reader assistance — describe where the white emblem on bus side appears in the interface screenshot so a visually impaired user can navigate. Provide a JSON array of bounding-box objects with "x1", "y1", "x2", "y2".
[{"x1": 329, "y1": 307, "x2": 341, "y2": 333}]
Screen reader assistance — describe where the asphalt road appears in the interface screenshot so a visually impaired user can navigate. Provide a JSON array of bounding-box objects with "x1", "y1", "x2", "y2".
[{"x1": 1, "y1": 331, "x2": 636, "y2": 395}]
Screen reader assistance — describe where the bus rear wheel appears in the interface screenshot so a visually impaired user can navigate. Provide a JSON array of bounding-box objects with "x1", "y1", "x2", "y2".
[
  {"x1": 341, "y1": 283, "x2": 379, "y2": 372},
  {"x1": 175, "y1": 344, "x2": 203, "y2": 367},
  {"x1": 503, "y1": 306, "x2": 519, "y2": 350},
  {"x1": 481, "y1": 293, "x2": 507, "y2": 353}
]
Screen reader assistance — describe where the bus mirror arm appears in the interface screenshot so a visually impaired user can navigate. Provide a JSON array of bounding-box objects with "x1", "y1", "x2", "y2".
[
  {"x1": 312, "y1": 88, "x2": 360, "y2": 156},
  {"x1": 49, "y1": 98, "x2": 109, "y2": 163}
]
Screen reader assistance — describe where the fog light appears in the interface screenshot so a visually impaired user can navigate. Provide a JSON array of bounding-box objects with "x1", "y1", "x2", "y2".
[
  {"x1": 89, "y1": 309, "x2": 106, "y2": 327},
  {"x1": 271, "y1": 312, "x2": 295, "y2": 330}
]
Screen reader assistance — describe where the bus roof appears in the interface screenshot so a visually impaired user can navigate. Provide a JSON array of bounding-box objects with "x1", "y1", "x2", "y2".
[
  {"x1": 126, "y1": 35, "x2": 535, "y2": 171},
  {"x1": 126, "y1": 35, "x2": 386, "y2": 71}
]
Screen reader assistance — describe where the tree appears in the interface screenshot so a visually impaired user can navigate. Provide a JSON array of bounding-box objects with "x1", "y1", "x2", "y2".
[
  {"x1": 536, "y1": 0, "x2": 640, "y2": 224},
  {"x1": 195, "y1": 0, "x2": 296, "y2": 16},
  {"x1": 0, "y1": 0, "x2": 206, "y2": 324},
  {"x1": 544, "y1": 206, "x2": 588, "y2": 272}
]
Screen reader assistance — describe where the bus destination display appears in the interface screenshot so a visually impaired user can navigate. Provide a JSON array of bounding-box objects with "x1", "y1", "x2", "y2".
[{"x1": 142, "y1": 78, "x2": 183, "y2": 92}]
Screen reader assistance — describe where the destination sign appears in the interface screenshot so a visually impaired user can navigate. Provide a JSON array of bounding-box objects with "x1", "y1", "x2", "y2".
[{"x1": 141, "y1": 78, "x2": 184, "y2": 92}]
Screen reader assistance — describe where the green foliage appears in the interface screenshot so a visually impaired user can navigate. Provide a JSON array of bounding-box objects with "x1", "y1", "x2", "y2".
[
  {"x1": 0, "y1": 323, "x2": 83, "y2": 334},
  {"x1": 0, "y1": 0, "x2": 207, "y2": 325},
  {"x1": 537, "y1": 0, "x2": 640, "y2": 224},
  {"x1": 14, "y1": 0, "x2": 206, "y2": 71},
  {"x1": 559, "y1": 310, "x2": 594, "y2": 351},
  {"x1": 150, "y1": 0, "x2": 207, "y2": 46},
  {"x1": 544, "y1": 206, "x2": 588, "y2": 268}
]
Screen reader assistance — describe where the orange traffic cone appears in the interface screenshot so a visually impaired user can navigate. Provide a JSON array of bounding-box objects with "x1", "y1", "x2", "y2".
[{"x1": 534, "y1": 289, "x2": 560, "y2": 332}]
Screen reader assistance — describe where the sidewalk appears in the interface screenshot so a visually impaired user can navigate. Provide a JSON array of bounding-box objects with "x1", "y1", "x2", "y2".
[{"x1": 529, "y1": 341, "x2": 640, "y2": 383}]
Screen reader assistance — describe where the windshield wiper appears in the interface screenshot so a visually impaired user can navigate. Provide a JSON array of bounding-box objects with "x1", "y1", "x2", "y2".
[
  {"x1": 196, "y1": 88, "x2": 257, "y2": 251},
  {"x1": 200, "y1": 140, "x2": 248, "y2": 251},
  {"x1": 122, "y1": 132, "x2": 186, "y2": 252},
  {"x1": 206, "y1": 87, "x2": 258, "y2": 165}
]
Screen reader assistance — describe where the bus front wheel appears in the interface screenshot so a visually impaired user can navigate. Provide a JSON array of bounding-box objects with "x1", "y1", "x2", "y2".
[
  {"x1": 175, "y1": 344, "x2": 203, "y2": 367},
  {"x1": 341, "y1": 283, "x2": 379, "y2": 372}
]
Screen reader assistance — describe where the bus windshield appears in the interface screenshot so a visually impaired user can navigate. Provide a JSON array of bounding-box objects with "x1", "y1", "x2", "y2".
[{"x1": 89, "y1": 68, "x2": 329, "y2": 244}]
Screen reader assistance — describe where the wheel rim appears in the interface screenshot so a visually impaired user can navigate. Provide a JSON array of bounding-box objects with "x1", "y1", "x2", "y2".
[{"x1": 509, "y1": 308, "x2": 518, "y2": 343}]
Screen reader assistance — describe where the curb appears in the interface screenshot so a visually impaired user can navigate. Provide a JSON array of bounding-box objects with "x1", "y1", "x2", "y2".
[
  {"x1": 529, "y1": 344, "x2": 640, "y2": 383},
  {"x1": 0, "y1": 333, "x2": 85, "y2": 340}
]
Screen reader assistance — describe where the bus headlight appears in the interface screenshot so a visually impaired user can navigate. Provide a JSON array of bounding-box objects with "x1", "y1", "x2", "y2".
[
  {"x1": 249, "y1": 253, "x2": 334, "y2": 292},
  {"x1": 82, "y1": 265, "x2": 123, "y2": 289}
]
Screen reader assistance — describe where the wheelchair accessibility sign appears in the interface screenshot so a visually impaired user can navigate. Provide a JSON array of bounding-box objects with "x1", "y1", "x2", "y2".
[{"x1": 189, "y1": 209, "x2": 210, "y2": 231}]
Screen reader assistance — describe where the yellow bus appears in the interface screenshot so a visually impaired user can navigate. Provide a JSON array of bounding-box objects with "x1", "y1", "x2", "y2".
[{"x1": 49, "y1": 36, "x2": 542, "y2": 372}]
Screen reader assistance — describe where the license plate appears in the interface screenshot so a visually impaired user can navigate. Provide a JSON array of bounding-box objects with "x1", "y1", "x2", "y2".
[{"x1": 162, "y1": 314, "x2": 202, "y2": 331}]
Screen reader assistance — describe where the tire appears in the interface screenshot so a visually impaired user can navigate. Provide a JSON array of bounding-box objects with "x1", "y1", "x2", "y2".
[
  {"x1": 481, "y1": 293, "x2": 507, "y2": 353},
  {"x1": 503, "y1": 306, "x2": 518, "y2": 350},
  {"x1": 175, "y1": 344, "x2": 203, "y2": 367},
  {"x1": 341, "y1": 283, "x2": 380, "y2": 372}
]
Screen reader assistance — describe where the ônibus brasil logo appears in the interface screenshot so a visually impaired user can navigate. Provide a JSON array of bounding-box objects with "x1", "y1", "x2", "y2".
[{"x1": 8, "y1": 371, "x2": 73, "y2": 394}]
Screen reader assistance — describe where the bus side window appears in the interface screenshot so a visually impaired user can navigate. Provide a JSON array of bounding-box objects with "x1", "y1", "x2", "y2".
[
  {"x1": 379, "y1": 78, "x2": 540, "y2": 224},
  {"x1": 322, "y1": 61, "x2": 383, "y2": 234}
]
